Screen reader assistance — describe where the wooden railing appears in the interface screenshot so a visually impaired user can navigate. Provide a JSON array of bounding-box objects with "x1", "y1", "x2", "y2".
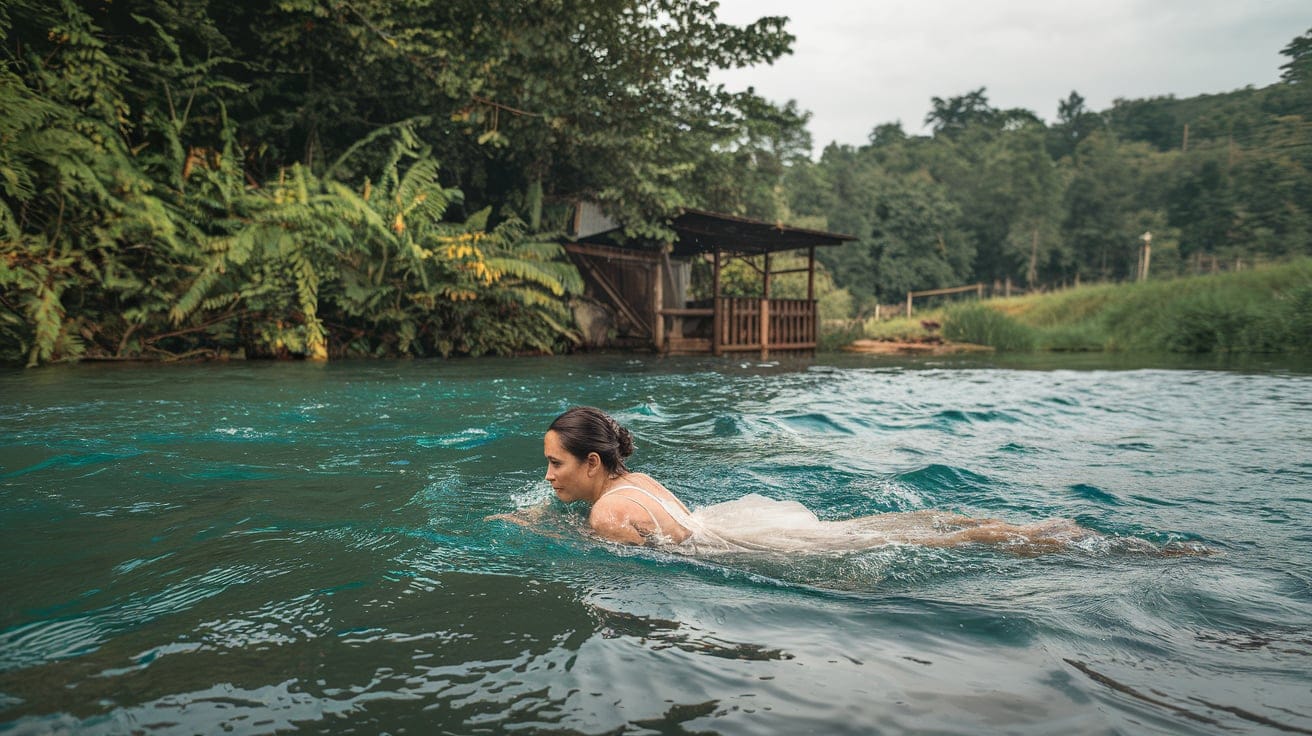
[{"x1": 716, "y1": 297, "x2": 816, "y2": 355}]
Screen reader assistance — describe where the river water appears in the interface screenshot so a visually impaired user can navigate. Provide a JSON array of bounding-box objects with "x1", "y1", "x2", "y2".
[{"x1": 1, "y1": 354, "x2": 1309, "y2": 735}]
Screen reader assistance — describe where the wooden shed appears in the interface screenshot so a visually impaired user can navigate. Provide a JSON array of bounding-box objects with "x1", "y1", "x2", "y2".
[{"x1": 565, "y1": 204, "x2": 857, "y2": 358}]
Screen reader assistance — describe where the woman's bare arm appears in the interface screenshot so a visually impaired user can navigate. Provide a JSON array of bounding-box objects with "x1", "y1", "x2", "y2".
[
  {"x1": 485, "y1": 503, "x2": 550, "y2": 527},
  {"x1": 588, "y1": 499, "x2": 648, "y2": 545}
]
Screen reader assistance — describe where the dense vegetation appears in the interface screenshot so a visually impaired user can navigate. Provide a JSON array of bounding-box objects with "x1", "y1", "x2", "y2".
[
  {"x1": 1, "y1": 0, "x2": 800, "y2": 364},
  {"x1": 2, "y1": 2, "x2": 1308, "y2": 365},
  {"x1": 786, "y1": 34, "x2": 1312, "y2": 309}
]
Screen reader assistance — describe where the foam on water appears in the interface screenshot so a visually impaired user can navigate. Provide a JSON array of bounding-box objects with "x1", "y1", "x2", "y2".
[{"x1": 1, "y1": 355, "x2": 1310, "y2": 734}]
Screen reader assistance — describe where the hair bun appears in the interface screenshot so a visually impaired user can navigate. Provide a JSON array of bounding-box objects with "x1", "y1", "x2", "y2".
[
  {"x1": 549, "y1": 406, "x2": 634, "y2": 474},
  {"x1": 615, "y1": 425, "x2": 635, "y2": 458}
]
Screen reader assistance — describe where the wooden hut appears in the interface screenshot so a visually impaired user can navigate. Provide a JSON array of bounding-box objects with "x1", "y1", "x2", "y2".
[{"x1": 565, "y1": 203, "x2": 857, "y2": 358}]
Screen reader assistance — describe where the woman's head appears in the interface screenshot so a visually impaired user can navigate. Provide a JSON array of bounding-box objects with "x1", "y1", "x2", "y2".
[{"x1": 546, "y1": 407, "x2": 633, "y2": 476}]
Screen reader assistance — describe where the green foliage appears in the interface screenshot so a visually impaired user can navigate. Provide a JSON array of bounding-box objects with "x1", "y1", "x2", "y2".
[
  {"x1": 795, "y1": 144, "x2": 975, "y2": 305},
  {"x1": 1284, "y1": 283, "x2": 1312, "y2": 350},
  {"x1": 0, "y1": 1, "x2": 584, "y2": 365},
  {"x1": 959, "y1": 260, "x2": 1312, "y2": 354},
  {"x1": 861, "y1": 314, "x2": 939, "y2": 342},
  {"x1": 942, "y1": 304, "x2": 1037, "y2": 352},
  {"x1": 1093, "y1": 261, "x2": 1312, "y2": 353},
  {"x1": 203, "y1": 0, "x2": 796, "y2": 237},
  {"x1": 1, "y1": 0, "x2": 807, "y2": 364},
  {"x1": 1037, "y1": 323, "x2": 1105, "y2": 352},
  {"x1": 1159, "y1": 292, "x2": 1282, "y2": 353},
  {"x1": 703, "y1": 250, "x2": 853, "y2": 323},
  {"x1": 818, "y1": 319, "x2": 864, "y2": 351}
]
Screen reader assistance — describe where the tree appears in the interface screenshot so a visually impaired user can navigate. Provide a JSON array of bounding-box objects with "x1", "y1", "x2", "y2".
[
  {"x1": 867, "y1": 174, "x2": 974, "y2": 298},
  {"x1": 1278, "y1": 27, "x2": 1312, "y2": 85},
  {"x1": 1061, "y1": 133, "x2": 1157, "y2": 280},
  {"x1": 687, "y1": 97, "x2": 814, "y2": 222},
  {"x1": 1106, "y1": 96, "x2": 1180, "y2": 151},
  {"x1": 1048, "y1": 91, "x2": 1104, "y2": 160},
  {"x1": 926, "y1": 87, "x2": 998, "y2": 137},
  {"x1": 205, "y1": 0, "x2": 797, "y2": 237}
]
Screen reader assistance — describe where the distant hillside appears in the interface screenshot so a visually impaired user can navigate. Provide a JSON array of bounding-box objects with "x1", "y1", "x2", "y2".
[
  {"x1": 789, "y1": 28, "x2": 1312, "y2": 310},
  {"x1": 1106, "y1": 84, "x2": 1305, "y2": 152}
]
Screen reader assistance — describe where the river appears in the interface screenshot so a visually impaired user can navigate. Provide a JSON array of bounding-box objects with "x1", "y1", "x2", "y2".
[{"x1": 1, "y1": 353, "x2": 1309, "y2": 734}]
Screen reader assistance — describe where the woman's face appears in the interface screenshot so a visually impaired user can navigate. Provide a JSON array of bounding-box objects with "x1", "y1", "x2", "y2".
[{"x1": 544, "y1": 430, "x2": 594, "y2": 502}]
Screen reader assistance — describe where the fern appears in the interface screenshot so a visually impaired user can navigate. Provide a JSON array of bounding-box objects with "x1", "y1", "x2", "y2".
[{"x1": 1, "y1": 0, "x2": 586, "y2": 364}]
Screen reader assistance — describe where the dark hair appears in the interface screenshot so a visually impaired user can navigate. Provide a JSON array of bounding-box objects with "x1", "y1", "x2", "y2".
[{"x1": 547, "y1": 406, "x2": 634, "y2": 474}]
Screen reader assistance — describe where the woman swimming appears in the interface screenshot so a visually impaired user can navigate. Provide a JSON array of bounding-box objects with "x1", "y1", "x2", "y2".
[{"x1": 513, "y1": 406, "x2": 1100, "y2": 555}]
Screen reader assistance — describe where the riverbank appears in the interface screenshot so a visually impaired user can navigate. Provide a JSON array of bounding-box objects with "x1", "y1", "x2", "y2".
[
  {"x1": 844, "y1": 259, "x2": 1312, "y2": 354},
  {"x1": 842, "y1": 338, "x2": 993, "y2": 355}
]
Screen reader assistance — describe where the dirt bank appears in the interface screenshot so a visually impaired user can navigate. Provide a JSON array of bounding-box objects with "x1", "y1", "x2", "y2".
[{"x1": 841, "y1": 339, "x2": 994, "y2": 355}]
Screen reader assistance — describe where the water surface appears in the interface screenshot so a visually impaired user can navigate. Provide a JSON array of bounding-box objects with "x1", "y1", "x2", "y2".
[{"x1": 1, "y1": 354, "x2": 1309, "y2": 734}]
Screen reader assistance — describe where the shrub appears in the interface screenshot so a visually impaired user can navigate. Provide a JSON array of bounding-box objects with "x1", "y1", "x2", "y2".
[
  {"x1": 943, "y1": 304, "x2": 1037, "y2": 351},
  {"x1": 1039, "y1": 323, "x2": 1105, "y2": 352},
  {"x1": 1280, "y1": 284, "x2": 1312, "y2": 352}
]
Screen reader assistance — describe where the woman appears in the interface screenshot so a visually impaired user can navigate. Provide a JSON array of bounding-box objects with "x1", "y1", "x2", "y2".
[{"x1": 518, "y1": 406, "x2": 1099, "y2": 555}]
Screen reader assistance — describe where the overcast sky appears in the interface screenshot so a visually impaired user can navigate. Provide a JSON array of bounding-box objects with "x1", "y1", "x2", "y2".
[{"x1": 712, "y1": 1, "x2": 1310, "y2": 154}]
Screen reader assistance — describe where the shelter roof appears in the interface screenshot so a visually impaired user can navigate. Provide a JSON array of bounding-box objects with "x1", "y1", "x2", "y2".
[
  {"x1": 669, "y1": 208, "x2": 857, "y2": 257},
  {"x1": 570, "y1": 202, "x2": 857, "y2": 257}
]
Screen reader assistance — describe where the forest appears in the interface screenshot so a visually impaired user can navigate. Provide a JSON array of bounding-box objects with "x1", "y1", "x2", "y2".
[{"x1": 2, "y1": 1, "x2": 1309, "y2": 365}]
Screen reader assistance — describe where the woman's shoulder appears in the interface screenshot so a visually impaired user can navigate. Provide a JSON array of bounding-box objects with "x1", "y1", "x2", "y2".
[{"x1": 624, "y1": 471, "x2": 659, "y2": 486}]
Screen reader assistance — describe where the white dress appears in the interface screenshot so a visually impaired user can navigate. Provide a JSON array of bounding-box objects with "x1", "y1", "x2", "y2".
[{"x1": 610, "y1": 487, "x2": 1085, "y2": 555}]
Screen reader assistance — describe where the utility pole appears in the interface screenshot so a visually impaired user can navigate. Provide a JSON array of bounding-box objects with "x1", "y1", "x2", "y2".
[{"x1": 1138, "y1": 231, "x2": 1152, "y2": 282}]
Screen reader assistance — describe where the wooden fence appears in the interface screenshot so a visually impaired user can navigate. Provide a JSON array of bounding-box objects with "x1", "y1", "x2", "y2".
[
  {"x1": 906, "y1": 283, "x2": 984, "y2": 317},
  {"x1": 716, "y1": 297, "x2": 816, "y2": 354}
]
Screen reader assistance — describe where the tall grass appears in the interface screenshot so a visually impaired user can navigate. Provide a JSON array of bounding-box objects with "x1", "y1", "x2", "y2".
[
  {"x1": 941, "y1": 305, "x2": 1037, "y2": 351},
  {"x1": 944, "y1": 259, "x2": 1312, "y2": 353}
]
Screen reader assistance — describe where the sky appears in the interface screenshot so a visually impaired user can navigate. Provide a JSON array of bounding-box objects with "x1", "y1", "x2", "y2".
[{"x1": 711, "y1": 0, "x2": 1310, "y2": 154}]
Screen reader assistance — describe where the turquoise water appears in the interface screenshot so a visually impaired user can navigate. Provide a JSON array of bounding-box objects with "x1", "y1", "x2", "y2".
[{"x1": 1, "y1": 355, "x2": 1310, "y2": 734}]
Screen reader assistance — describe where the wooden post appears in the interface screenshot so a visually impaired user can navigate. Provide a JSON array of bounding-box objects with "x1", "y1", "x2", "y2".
[
  {"x1": 906, "y1": 291, "x2": 913, "y2": 317},
  {"x1": 760, "y1": 252, "x2": 771, "y2": 360},
  {"x1": 806, "y1": 246, "x2": 816, "y2": 300},
  {"x1": 1028, "y1": 228, "x2": 1039, "y2": 286},
  {"x1": 652, "y1": 256, "x2": 664, "y2": 352},
  {"x1": 807, "y1": 246, "x2": 817, "y2": 353},
  {"x1": 712, "y1": 250, "x2": 723, "y2": 356},
  {"x1": 1004, "y1": 276, "x2": 1012, "y2": 297}
]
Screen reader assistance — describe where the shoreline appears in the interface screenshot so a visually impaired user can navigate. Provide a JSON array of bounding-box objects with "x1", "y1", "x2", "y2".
[{"x1": 841, "y1": 338, "x2": 994, "y2": 355}]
